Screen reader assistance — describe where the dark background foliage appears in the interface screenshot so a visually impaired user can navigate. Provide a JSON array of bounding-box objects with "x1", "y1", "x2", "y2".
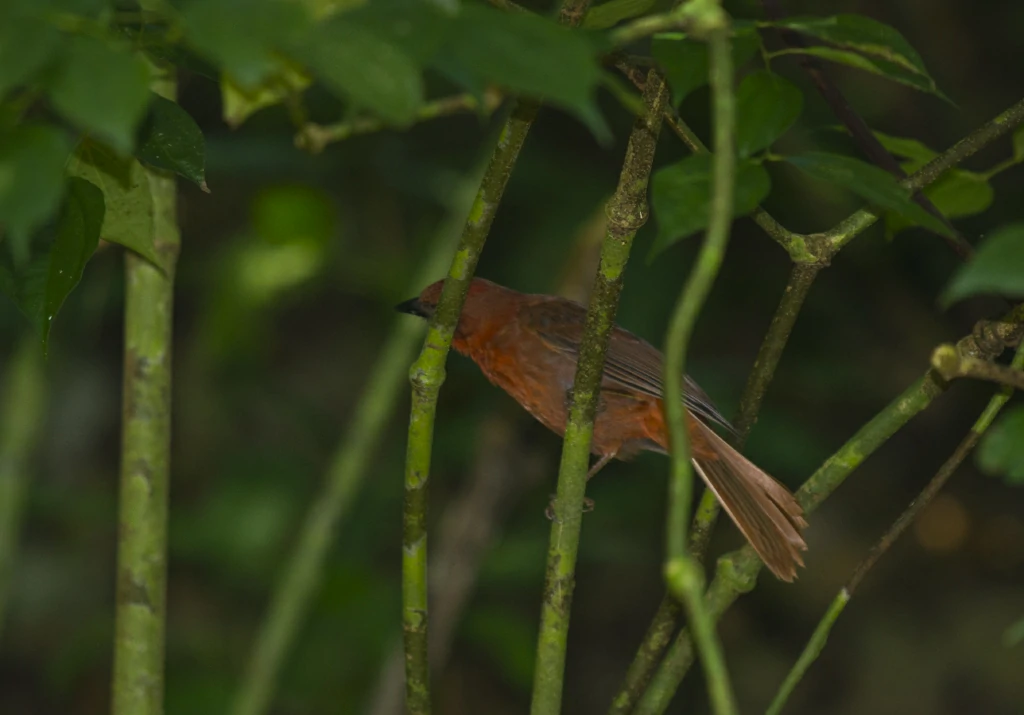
[{"x1": 2, "y1": 0, "x2": 1024, "y2": 713}]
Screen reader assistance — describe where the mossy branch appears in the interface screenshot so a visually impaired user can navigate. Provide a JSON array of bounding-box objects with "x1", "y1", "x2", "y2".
[
  {"x1": 765, "y1": 338, "x2": 1024, "y2": 715},
  {"x1": 529, "y1": 68, "x2": 669, "y2": 715},
  {"x1": 111, "y1": 72, "x2": 180, "y2": 715},
  {"x1": 229, "y1": 163, "x2": 488, "y2": 715}
]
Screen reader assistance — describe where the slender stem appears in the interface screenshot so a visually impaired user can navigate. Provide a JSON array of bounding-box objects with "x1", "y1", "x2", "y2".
[
  {"x1": 0, "y1": 338, "x2": 47, "y2": 639},
  {"x1": 763, "y1": 591, "x2": 851, "y2": 715},
  {"x1": 732, "y1": 263, "x2": 821, "y2": 440},
  {"x1": 229, "y1": 162, "x2": 488, "y2": 715},
  {"x1": 295, "y1": 90, "x2": 503, "y2": 154},
  {"x1": 609, "y1": 7, "x2": 686, "y2": 47},
  {"x1": 530, "y1": 69, "x2": 668, "y2": 715},
  {"x1": 111, "y1": 72, "x2": 179, "y2": 715},
  {"x1": 661, "y1": 13, "x2": 738, "y2": 714},
  {"x1": 632, "y1": 307, "x2": 1024, "y2": 715},
  {"x1": 765, "y1": 339, "x2": 1024, "y2": 715},
  {"x1": 931, "y1": 343, "x2": 1024, "y2": 391}
]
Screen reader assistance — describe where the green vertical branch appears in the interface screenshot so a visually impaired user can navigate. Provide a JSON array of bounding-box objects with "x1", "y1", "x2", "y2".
[
  {"x1": 112, "y1": 72, "x2": 180, "y2": 715},
  {"x1": 230, "y1": 163, "x2": 489, "y2": 715},
  {"x1": 0, "y1": 338, "x2": 47, "y2": 638},
  {"x1": 402, "y1": 2, "x2": 596, "y2": 711},
  {"x1": 765, "y1": 338, "x2": 1024, "y2": 715},
  {"x1": 633, "y1": 307, "x2": 1024, "y2": 715},
  {"x1": 529, "y1": 70, "x2": 669, "y2": 715},
  {"x1": 661, "y1": 6, "x2": 737, "y2": 714},
  {"x1": 403, "y1": 99, "x2": 539, "y2": 715}
]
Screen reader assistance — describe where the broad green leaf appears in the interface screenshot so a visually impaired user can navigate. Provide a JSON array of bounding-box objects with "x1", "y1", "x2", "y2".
[
  {"x1": 0, "y1": 7, "x2": 61, "y2": 98},
  {"x1": 651, "y1": 155, "x2": 771, "y2": 256},
  {"x1": 221, "y1": 64, "x2": 311, "y2": 128},
  {"x1": 340, "y1": 0, "x2": 452, "y2": 62},
  {"x1": 47, "y1": 36, "x2": 152, "y2": 153},
  {"x1": 653, "y1": 27, "x2": 760, "y2": 107},
  {"x1": 299, "y1": 17, "x2": 423, "y2": 126},
  {"x1": 886, "y1": 169, "x2": 993, "y2": 238},
  {"x1": 978, "y1": 406, "x2": 1024, "y2": 485},
  {"x1": 773, "y1": 15, "x2": 932, "y2": 79},
  {"x1": 584, "y1": 0, "x2": 659, "y2": 31},
  {"x1": 438, "y1": 4, "x2": 608, "y2": 139},
  {"x1": 0, "y1": 125, "x2": 73, "y2": 263},
  {"x1": 866, "y1": 129, "x2": 937, "y2": 169},
  {"x1": 775, "y1": 45, "x2": 945, "y2": 100},
  {"x1": 65, "y1": 140, "x2": 162, "y2": 270},
  {"x1": 783, "y1": 151, "x2": 952, "y2": 237},
  {"x1": 942, "y1": 223, "x2": 1024, "y2": 305},
  {"x1": 735, "y1": 71, "x2": 802, "y2": 158},
  {"x1": 1013, "y1": 125, "x2": 1024, "y2": 164},
  {"x1": 183, "y1": 0, "x2": 309, "y2": 89},
  {"x1": 137, "y1": 94, "x2": 208, "y2": 190},
  {"x1": 0, "y1": 177, "x2": 104, "y2": 354}
]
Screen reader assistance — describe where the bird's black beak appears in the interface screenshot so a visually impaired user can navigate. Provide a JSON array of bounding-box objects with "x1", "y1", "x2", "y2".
[{"x1": 395, "y1": 297, "x2": 432, "y2": 319}]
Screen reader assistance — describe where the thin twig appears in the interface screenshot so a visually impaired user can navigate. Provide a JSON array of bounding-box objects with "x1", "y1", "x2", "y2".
[
  {"x1": 530, "y1": 68, "x2": 669, "y2": 715},
  {"x1": 112, "y1": 71, "x2": 180, "y2": 715},
  {"x1": 0, "y1": 338, "x2": 47, "y2": 639},
  {"x1": 764, "y1": 338, "x2": 1024, "y2": 715},
  {"x1": 295, "y1": 90, "x2": 503, "y2": 154},
  {"x1": 758, "y1": 0, "x2": 970, "y2": 259},
  {"x1": 661, "y1": 7, "x2": 738, "y2": 713},
  {"x1": 931, "y1": 343, "x2": 1024, "y2": 391},
  {"x1": 229, "y1": 160, "x2": 489, "y2": 715},
  {"x1": 633, "y1": 305, "x2": 1024, "y2": 715}
]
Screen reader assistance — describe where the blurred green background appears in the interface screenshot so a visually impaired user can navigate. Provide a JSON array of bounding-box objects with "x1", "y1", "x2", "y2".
[{"x1": 3, "y1": 0, "x2": 1024, "y2": 713}]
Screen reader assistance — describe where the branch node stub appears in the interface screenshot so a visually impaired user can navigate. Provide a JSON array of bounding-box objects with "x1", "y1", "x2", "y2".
[
  {"x1": 665, "y1": 556, "x2": 705, "y2": 600},
  {"x1": 409, "y1": 363, "x2": 445, "y2": 393},
  {"x1": 604, "y1": 198, "x2": 648, "y2": 234},
  {"x1": 930, "y1": 343, "x2": 961, "y2": 380}
]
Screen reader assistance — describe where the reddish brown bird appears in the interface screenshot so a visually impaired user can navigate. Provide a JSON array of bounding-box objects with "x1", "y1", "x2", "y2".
[{"x1": 397, "y1": 278, "x2": 807, "y2": 581}]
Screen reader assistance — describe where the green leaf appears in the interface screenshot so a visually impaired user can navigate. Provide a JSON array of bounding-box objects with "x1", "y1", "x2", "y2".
[
  {"x1": 0, "y1": 124, "x2": 74, "y2": 263},
  {"x1": 651, "y1": 155, "x2": 771, "y2": 256},
  {"x1": 774, "y1": 45, "x2": 945, "y2": 100},
  {"x1": 137, "y1": 94, "x2": 208, "y2": 191},
  {"x1": 783, "y1": 151, "x2": 952, "y2": 237},
  {"x1": 438, "y1": 4, "x2": 607, "y2": 139},
  {"x1": 865, "y1": 129, "x2": 937, "y2": 169},
  {"x1": 735, "y1": 71, "x2": 802, "y2": 158},
  {"x1": 773, "y1": 15, "x2": 933, "y2": 78},
  {"x1": 297, "y1": 17, "x2": 423, "y2": 126},
  {"x1": 978, "y1": 406, "x2": 1024, "y2": 485},
  {"x1": 0, "y1": 6, "x2": 61, "y2": 98},
  {"x1": 183, "y1": 0, "x2": 309, "y2": 89},
  {"x1": 584, "y1": 0, "x2": 659, "y2": 31},
  {"x1": 0, "y1": 177, "x2": 104, "y2": 354},
  {"x1": 47, "y1": 36, "x2": 152, "y2": 153},
  {"x1": 942, "y1": 223, "x2": 1024, "y2": 305},
  {"x1": 220, "y1": 63, "x2": 311, "y2": 128},
  {"x1": 653, "y1": 27, "x2": 760, "y2": 107},
  {"x1": 339, "y1": 0, "x2": 452, "y2": 62},
  {"x1": 65, "y1": 139, "x2": 162, "y2": 270},
  {"x1": 1013, "y1": 125, "x2": 1024, "y2": 164}
]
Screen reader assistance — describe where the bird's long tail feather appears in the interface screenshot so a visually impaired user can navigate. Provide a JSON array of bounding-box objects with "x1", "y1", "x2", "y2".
[{"x1": 688, "y1": 419, "x2": 807, "y2": 581}]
